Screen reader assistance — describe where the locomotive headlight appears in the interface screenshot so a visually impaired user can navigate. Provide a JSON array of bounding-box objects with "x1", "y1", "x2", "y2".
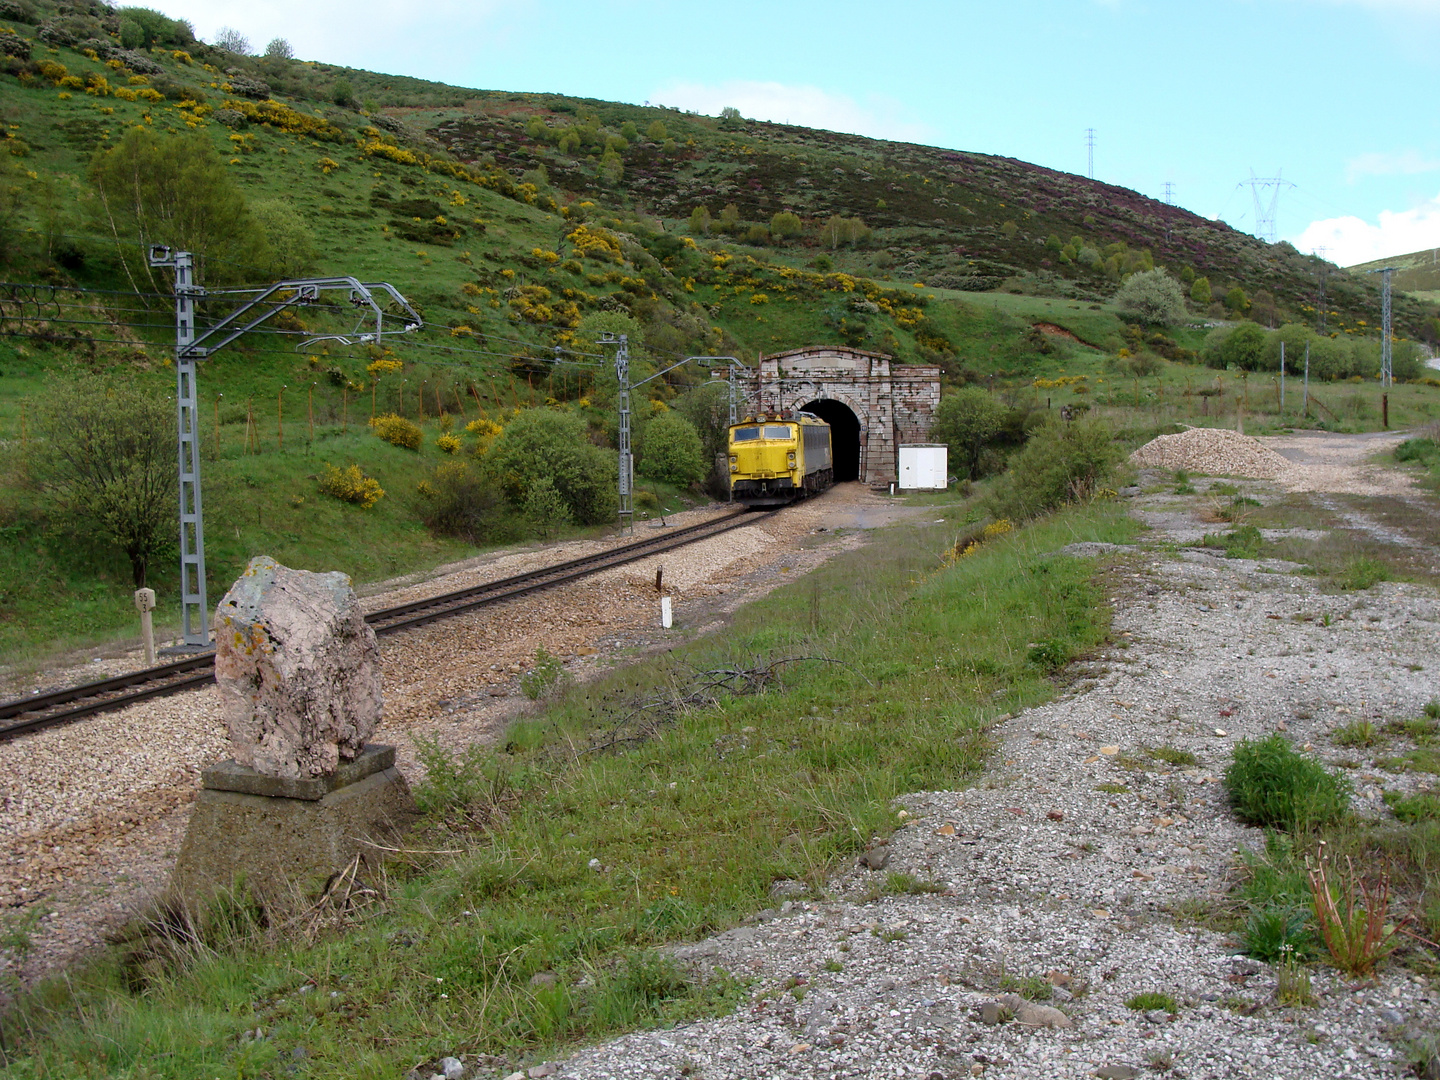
[
  {"x1": 728, "y1": 455, "x2": 737, "y2": 472},
  {"x1": 787, "y1": 452, "x2": 796, "y2": 468}
]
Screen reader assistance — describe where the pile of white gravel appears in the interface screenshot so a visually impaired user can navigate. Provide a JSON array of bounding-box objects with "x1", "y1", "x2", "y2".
[{"x1": 1129, "y1": 427, "x2": 1292, "y2": 479}]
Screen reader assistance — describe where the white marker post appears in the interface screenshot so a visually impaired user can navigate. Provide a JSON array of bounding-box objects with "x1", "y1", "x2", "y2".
[
  {"x1": 134, "y1": 587, "x2": 157, "y2": 666},
  {"x1": 660, "y1": 596, "x2": 673, "y2": 629}
]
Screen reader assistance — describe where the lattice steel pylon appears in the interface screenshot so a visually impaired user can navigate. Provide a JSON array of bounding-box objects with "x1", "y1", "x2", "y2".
[
  {"x1": 1369, "y1": 266, "x2": 1396, "y2": 387},
  {"x1": 1243, "y1": 169, "x2": 1294, "y2": 244},
  {"x1": 148, "y1": 247, "x2": 422, "y2": 647}
]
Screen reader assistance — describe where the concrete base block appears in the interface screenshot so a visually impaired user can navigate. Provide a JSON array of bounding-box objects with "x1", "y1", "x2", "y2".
[{"x1": 171, "y1": 747, "x2": 417, "y2": 912}]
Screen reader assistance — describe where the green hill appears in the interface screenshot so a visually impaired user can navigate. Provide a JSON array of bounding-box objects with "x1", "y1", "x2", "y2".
[
  {"x1": 0, "y1": 0, "x2": 1434, "y2": 661},
  {"x1": 1349, "y1": 247, "x2": 1440, "y2": 302}
]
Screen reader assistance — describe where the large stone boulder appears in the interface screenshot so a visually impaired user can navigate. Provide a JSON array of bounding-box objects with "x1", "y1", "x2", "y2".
[{"x1": 213, "y1": 556, "x2": 381, "y2": 779}]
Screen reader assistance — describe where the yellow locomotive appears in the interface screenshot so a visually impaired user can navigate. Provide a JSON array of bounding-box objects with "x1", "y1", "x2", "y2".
[{"x1": 727, "y1": 412, "x2": 834, "y2": 506}]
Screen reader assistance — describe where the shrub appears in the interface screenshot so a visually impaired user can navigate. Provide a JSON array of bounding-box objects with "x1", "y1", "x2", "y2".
[
  {"x1": 985, "y1": 416, "x2": 1121, "y2": 521},
  {"x1": 318, "y1": 463, "x2": 383, "y2": 508},
  {"x1": 436, "y1": 433, "x2": 461, "y2": 454},
  {"x1": 1114, "y1": 269, "x2": 1187, "y2": 325},
  {"x1": 415, "y1": 460, "x2": 519, "y2": 544},
  {"x1": 638, "y1": 412, "x2": 705, "y2": 486},
  {"x1": 369, "y1": 413, "x2": 422, "y2": 450},
  {"x1": 1224, "y1": 734, "x2": 1351, "y2": 831},
  {"x1": 519, "y1": 647, "x2": 567, "y2": 700},
  {"x1": 770, "y1": 211, "x2": 802, "y2": 240},
  {"x1": 523, "y1": 476, "x2": 572, "y2": 539},
  {"x1": 1190, "y1": 276, "x2": 1212, "y2": 305},
  {"x1": 485, "y1": 409, "x2": 618, "y2": 525},
  {"x1": 930, "y1": 387, "x2": 1005, "y2": 480}
]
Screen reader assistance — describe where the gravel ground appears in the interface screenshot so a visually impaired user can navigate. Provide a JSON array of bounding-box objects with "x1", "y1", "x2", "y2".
[
  {"x1": 491, "y1": 436, "x2": 1440, "y2": 1080},
  {"x1": 0, "y1": 484, "x2": 911, "y2": 989},
  {"x1": 6, "y1": 433, "x2": 1440, "y2": 1079}
]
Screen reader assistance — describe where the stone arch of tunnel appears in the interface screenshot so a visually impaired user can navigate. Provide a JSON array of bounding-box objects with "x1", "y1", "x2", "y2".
[{"x1": 800, "y1": 398, "x2": 861, "y2": 482}]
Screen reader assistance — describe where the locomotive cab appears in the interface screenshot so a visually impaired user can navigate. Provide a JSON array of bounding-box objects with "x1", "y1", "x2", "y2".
[{"x1": 727, "y1": 412, "x2": 834, "y2": 507}]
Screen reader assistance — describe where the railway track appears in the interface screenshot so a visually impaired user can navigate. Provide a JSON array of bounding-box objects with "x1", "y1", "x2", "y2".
[{"x1": 0, "y1": 508, "x2": 777, "y2": 739}]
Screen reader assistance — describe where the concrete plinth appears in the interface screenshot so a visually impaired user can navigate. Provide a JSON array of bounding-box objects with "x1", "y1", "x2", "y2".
[{"x1": 171, "y1": 744, "x2": 417, "y2": 911}]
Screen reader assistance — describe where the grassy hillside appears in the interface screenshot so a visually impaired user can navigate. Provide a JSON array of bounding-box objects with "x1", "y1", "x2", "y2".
[
  {"x1": 1350, "y1": 247, "x2": 1440, "y2": 303},
  {"x1": 0, "y1": 0, "x2": 1434, "y2": 663}
]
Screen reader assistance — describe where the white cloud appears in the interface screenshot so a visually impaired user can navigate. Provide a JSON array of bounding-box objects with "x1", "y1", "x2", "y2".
[
  {"x1": 1305, "y1": 0, "x2": 1440, "y2": 11},
  {"x1": 1346, "y1": 150, "x2": 1440, "y2": 183},
  {"x1": 1291, "y1": 192, "x2": 1440, "y2": 265},
  {"x1": 648, "y1": 80, "x2": 932, "y2": 144}
]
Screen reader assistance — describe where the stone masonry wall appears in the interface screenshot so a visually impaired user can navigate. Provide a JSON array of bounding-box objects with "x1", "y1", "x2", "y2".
[{"x1": 747, "y1": 347, "x2": 941, "y2": 485}]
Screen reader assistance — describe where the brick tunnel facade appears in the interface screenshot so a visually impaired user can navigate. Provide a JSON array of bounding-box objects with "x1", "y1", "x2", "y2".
[{"x1": 746, "y1": 347, "x2": 942, "y2": 486}]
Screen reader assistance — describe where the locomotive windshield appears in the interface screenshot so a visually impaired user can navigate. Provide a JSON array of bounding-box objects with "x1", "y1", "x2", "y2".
[{"x1": 731, "y1": 425, "x2": 795, "y2": 441}]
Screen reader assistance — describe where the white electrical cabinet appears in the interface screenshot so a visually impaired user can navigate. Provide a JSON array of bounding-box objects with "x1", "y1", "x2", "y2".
[{"x1": 898, "y1": 444, "x2": 948, "y2": 490}]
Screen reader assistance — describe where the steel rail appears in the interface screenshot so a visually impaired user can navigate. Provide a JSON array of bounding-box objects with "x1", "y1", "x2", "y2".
[{"x1": 0, "y1": 509, "x2": 775, "y2": 739}]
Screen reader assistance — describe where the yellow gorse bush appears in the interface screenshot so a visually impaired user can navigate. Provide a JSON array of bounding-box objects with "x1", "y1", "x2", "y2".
[
  {"x1": 369, "y1": 413, "x2": 422, "y2": 450},
  {"x1": 318, "y1": 464, "x2": 384, "y2": 508},
  {"x1": 436, "y1": 433, "x2": 461, "y2": 454}
]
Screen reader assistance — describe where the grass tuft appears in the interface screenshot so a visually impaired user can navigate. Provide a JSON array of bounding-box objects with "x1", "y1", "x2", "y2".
[{"x1": 1224, "y1": 734, "x2": 1351, "y2": 831}]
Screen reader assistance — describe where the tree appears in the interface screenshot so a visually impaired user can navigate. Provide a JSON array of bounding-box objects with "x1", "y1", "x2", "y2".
[
  {"x1": 638, "y1": 412, "x2": 705, "y2": 486},
  {"x1": 1219, "y1": 322, "x2": 1267, "y2": 370},
  {"x1": 1190, "y1": 276, "x2": 1212, "y2": 306},
  {"x1": 1113, "y1": 269, "x2": 1187, "y2": 326},
  {"x1": 89, "y1": 127, "x2": 269, "y2": 289},
  {"x1": 646, "y1": 119, "x2": 667, "y2": 141},
  {"x1": 1224, "y1": 286, "x2": 1250, "y2": 314},
  {"x1": 483, "y1": 409, "x2": 618, "y2": 525},
  {"x1": 263, "y1": 37, "x2": 293, "y2": 59},
  {"x1": 718, "y1": 106, "x2": 743, "y2": 130},
  {"x1": 717, "y1": 203, "x2": 741, "y2": 233},
  {"x1": 929, "y1": 387, "x2": 1006, "y2": 480},
  {"x1": 28, "y1": 374, "x2": 177, "y2": 588},
  {"x1": 820, "y1": 215, "x2": 870, "y2": 249},
  {"x1": 688, "y1": 206, "x2": 711, "y2": 235},
  {"x1": 250, "y1": 199, "x2": 315, "y2": 278},
  {"x1": 331, "y1": 78, "x2": 356, "y2": 108},
  {"x1": 770, "y1": 211, "x2": 802, "y2": 240},
  {"x1": 213, "y1": 26, "x2": 250, "y2": 53},
  {"x1": 117, "y1": 7, "x2": 190, "y2": 48}
]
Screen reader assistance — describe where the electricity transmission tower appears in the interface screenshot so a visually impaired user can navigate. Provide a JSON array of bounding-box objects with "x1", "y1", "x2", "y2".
[
  {"x1": 1162, "y1": 182, "x2": 1175, "y2": 244},
  {"x1": 1085, "y1": 128, "x2": 1095, "y2": 180},
  {"x1": 1243, "y1": 169, "x2": 1294, "y2": 243},
  {"x1": 149, "y1": 247, "x2": 422, "y2": 647},
  {"x1": 1368, "y1": 267, "x2": 1396, "y2": 387},
  {"x1": 1313, "y1": 246, "x2": 1330, "y2": 334}
]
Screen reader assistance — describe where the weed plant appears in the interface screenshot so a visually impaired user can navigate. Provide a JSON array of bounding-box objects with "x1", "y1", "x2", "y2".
[
  {"x1": 1225, "y1": 734, "x2": 1351, "y2": 831},
  {"x1": 1332, "y1": 721, "x2": 1379, "y2": 748},
  {"x1": 0, "y1": 502, "x2": 1137, "y2": 1076},
  {"x1": 1126, "y1": 991, "x2": 1178, "y2": 1013}
]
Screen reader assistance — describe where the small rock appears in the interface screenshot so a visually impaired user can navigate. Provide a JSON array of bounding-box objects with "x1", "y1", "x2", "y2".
[
  {"x1": 999, "y1": 993, "x2": 1074, "y2": 1029},
  {"x1": 528, "y1": 972, "x2": 558, "y2": 989},
  {"x1": 1093, "y1": 1067, "x2": 1141, "y2": 1080},
  {"x1": 588, "y1": 858, "x2": 602, "y2": 872},
  {"x1": 527, "y1": 1065, "x2": 557, "y2": 1079},
  {"x1": 1051, "y1": 986, "x2": 1073, "y2": 1003},
  {"x1": 502, "y1": 1074, "x2": 525, "y2": 1080},
  {"x1": 1230, "y1": 958, "x2": 1261, "y2": 977},
  {"x1": 1377, "y1": 1007, "x2": 1405, "y2": 1025},
  {"x1": 978, "y1": 1001, "x2": 1004, "y2": 1025},
  {"x1": 1046, "y1": 810, "x2": 1064, "y2": 821},
  {"x1": 860, "y1": 845, "x2": 891, "y2": 870},
  {"x1": 769, "y1": 879, "x2": 806, "y2": 898},
  {"x1": 1145, "y1": 1009, "x2": 1169, "y2": 1024},
  {"x1": 440, "y1": 1059, "x2": 464, "y2": 1080}
]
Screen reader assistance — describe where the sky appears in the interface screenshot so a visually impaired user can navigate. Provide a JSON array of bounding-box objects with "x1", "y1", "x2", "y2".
[{"x1": 146, "y1": 0, "x2": 1440, "y2": 268}]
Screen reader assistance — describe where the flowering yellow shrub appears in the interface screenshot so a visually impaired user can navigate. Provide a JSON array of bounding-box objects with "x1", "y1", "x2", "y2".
[
  {"x1": 58, "y1": 76, "x2": 84, "y2": 90},
  {"x1": 1032, "y1": 375, "x2": 1087, "y2": 389},
  {"x1": 566, "y1": 223, "x2": 623, "y2": 261},
  {"x1": 531, "y1": 247, "x2": 560, "y2": 264},
  {"x1": 37, "y1": 61, "x2": 67, "y2": 85},
  {"x1": 749, "y1": 293, "x2": 770, "y2": 305},
  {"x1": 137, "y1": 88, "x2": 164, "y2": 103},
  {"x1": 172, "y1": 50, "x2": 193, "y2": 64},
  {"x1": 366, "y1": 358, "x2": 403, "y2": 376},
  {"x1": 225, "y1": 98, "x2": 343, "y2": 140},
  {"x1": 317, "y1": 157, "x2": 340, "y2": 174},
  {"x1": 982, "y1": 518, "x2": 1013, "y2": 538},
  {"x1": 369, "y1": 413, "x2": 422, "y2": 450},
  {"x1": 436, "y1": 433, "x2": 461, "y2": 454},
  {"x1": 319, "y1": 463, "x2": 384, "y2": 508},
  {"x1": 113, "y1": 87, "x2": 139, "y2": 101}
]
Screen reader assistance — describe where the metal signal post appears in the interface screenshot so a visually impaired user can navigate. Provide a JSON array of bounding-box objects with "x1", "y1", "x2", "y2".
[{"x1": 149, "y1": 247, "x2": 423, "y2": 647}]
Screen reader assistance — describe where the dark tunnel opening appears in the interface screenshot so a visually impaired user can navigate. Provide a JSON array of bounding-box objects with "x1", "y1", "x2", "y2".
[{"x1": 801, "y1": 399, "x2": 861, "y2": 482}]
